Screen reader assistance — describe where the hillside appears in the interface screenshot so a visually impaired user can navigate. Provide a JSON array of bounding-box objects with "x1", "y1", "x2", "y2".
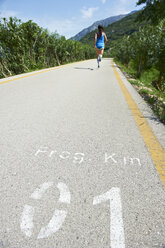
[
  {"x1": 71, "y1": 14, "x2": 127, "y2": 41},
  {"x1": 71, "y1": 11, "x2": 137, "y2": 41},
  {"x1": 80, "y1": 11, "x2": 148, "y2": 48}
]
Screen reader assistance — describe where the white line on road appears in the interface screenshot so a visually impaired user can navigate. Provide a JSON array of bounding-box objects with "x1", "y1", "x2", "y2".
[
  {"x1": 20, "y1": 182, "x2": 71, "y2": 239},
  {"x1": 30, "y1": 182, "x2": 54, "y2": 200},
  {"x1": 57, "y1": 182, "x2": 71, "y2": 204},
  {"x1": 20, "y1": 205, "x2": 35, "y2": 237},
  {"x1": 93, "y1": 187, "x2": 125, "y2": 248},
  {"x1": 37, "y1": 210, "x2": 67, "y2": 239}
]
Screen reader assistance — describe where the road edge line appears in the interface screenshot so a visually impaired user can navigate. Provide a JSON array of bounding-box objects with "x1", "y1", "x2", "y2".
[
  {"x1": 0, "y1": 59, "x2": 94, "y2": 86},
  {"x1": 112, "y1": 62, "x2": 165, "y2": 188}
]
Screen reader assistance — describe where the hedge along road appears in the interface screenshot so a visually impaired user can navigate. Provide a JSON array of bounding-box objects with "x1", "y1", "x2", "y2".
[{"x1": 0, "y1": 58, "x2": 165, "y2": 248}]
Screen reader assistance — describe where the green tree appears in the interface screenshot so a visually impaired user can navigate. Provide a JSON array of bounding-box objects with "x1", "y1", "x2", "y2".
[
  {"x1": 0, "y1": 16, "x2": 95, "y2": 79},
  {"x1": 151, "y1": 18, "x2": 165, "y2": 90},
  {"x1": 113, "y1": 35, "x2": 133, "y2": 66},
  {"x1": 137, "y1": 0, "x2": 165, "y2": 25},
  {"x1": 0, "y1": 17, "x2": 26, "y2": 74},
  {"x1": 130, "y1": 26, "x2": 154, "y2": 77}
]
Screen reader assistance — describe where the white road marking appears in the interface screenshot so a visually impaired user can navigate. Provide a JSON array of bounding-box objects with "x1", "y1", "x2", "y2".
[
  {"x1": 49, "y1": 150, "x2": 57, "y2": 157},
  {"x1": 104, "y1": 153, "x2": 117, "y2": 164},
  {"x1": 37, "y1": 210, "x2": 67, "y2": 239},
  {"x1": 20, "y1": 205, "x2": 35, "y2": 237},
  {"x1": 20, "y1": 182, "x2": 71, "y2": 239},
  {"x1": 130, "y1": 158, "x2": 141, "y2": 167},
  {"x1": 93, "y1": 187, "x2": 125, "y2": 248},
  {"x1": 57, "y1": 182, "x2": 71, "y2": 204},
  {"x1": 30, "y1": 182, "x2": 54, "y2": 200},
  {"x1": 123, "y1": 157, "x2": 127, "y2": 166},
  {"x1": 59, "y1": 151, "x2": 70, "y2": 159},
  {"x1": 35, "y1": 147, "x2": 49, "y2": 156},
  {"x1": 34, "y1": 148, "x2": 142, "y2": 167},
  {"x1": 123, "y1": 157, "x2": 141, "y2": 167},
  {"x1": 73, "y1": 153, "x2": 85, "y2": 164}
]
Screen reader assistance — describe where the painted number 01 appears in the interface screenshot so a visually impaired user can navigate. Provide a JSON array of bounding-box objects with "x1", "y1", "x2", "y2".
[
  {"x1": 93, "y1": 187, "x2": 125, "y2": 248},
  {"x1": 20, "y1": 184, "x2": 125, "y2": 247}
]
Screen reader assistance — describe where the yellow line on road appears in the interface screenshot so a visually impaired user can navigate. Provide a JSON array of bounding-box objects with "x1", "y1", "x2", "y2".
[
  {"x1": 0, "y1": 60, "x2": 90, "y2": 85},
  {"x1": 0, "y1": 68, "x2": 58, "y2": 85},
  {"x1": 113, "y1": 63, "x2": 165, "y2": 188}
]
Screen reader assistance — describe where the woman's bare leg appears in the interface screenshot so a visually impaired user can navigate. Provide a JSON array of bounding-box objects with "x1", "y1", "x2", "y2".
[
  {"x1": 96, "y1": 48, "x2": 104, "y2": 59},
  {"x1": 96, "y1": 48, "x2": 100, "y2": 58},
  {"x1": 100, "y1": 49, "x2": 104, "y2": 56},
  {"x1": 96, "y1": 48, "x2": 104, "y2": 67},
  {"x1": 99, "y1": 49, "x2": 104, "y2": 60}
]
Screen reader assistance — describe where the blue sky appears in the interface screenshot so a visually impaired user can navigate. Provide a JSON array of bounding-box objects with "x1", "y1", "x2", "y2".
[{"x1": 0, "y1": 0, "x2": 145, "y2": 38}]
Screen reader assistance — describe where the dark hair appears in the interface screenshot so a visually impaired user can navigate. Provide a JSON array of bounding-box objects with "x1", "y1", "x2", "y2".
[{"x1": 98, "y1": 25, "x2": 104, "y2": 38}]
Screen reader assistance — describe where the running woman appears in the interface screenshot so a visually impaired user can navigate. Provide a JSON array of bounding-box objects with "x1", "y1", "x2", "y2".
[{"x1": 94, "y1": 25, "x2": 108, "y2": 68}]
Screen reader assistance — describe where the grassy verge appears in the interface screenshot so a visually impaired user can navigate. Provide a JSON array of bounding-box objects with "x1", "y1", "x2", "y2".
[{"x1": 114, "y1": 60, "x2": 165, "y2": 124}]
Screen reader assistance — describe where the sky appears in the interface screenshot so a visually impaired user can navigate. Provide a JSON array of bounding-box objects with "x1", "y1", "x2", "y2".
[{"x1": 0, "y1": 0, "x2": 145, "y2": 39}]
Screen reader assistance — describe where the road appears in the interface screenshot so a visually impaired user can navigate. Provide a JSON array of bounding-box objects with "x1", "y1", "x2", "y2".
[{"x1": 0, "y1": 58, "x2": 165, "y2": 248}]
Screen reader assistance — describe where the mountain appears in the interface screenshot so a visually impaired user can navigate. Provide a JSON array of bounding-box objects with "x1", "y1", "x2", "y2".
[
  {"x1": 80, "y1": 10, "x2": 149, "y2": 48},
  {"x1": 70, "y1": 11, "x2": 137, "y2": 41}
]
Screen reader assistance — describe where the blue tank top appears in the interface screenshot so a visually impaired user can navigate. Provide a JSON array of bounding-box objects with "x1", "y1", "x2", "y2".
[{"x1": 96, "y1": 33, "x2": 105, "y2": 46}]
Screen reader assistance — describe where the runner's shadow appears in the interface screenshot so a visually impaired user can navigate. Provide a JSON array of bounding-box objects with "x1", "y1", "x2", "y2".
[{"x1": 74, "y1": 67, "x2": 94, "y2": 71}]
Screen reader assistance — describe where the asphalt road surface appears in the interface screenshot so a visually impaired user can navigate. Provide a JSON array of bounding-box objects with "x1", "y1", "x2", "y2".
[{"x1": 0, "y1": 58, "x2": 165, "y2": 248}]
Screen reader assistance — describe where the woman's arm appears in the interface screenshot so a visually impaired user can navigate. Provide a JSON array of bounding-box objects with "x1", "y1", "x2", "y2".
[
  {"x1": 104, "y1": 33, "x2": 108, "y2": 45},
  {"x1": 94, "y1": 33, "x2": 97, "y2": 48}
]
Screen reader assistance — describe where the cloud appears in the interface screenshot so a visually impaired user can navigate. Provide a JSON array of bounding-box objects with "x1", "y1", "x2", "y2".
[
  {"x1": 101, "y1": 0, "x2": 106, "y2": 3},
  {"x1": 0, "y1": 7, "x2": 90, "y2": 39},
  {"x1": 111, "y1": 0, "x2": 132, "y2": 15},
  {"x1": 0, "y1": 10, "x2": 18, "y2": 18},
  {"x1": 0, "y1": 0, "x2": 18, "y2": 18},
  {"x1": 119, "y1": 0, "x2": 127, "y2": 3},
  {"x1": 81, "y1": 7, "x2": 98, "y2": 19},
  {"x1": 33, "y1": 16, "x2": 82, "y2": 39}
]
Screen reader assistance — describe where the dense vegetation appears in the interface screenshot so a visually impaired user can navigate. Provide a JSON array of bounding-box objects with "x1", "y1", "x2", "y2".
[
  {"x1": 112, "y1": 0, "x2": 165, "y2": 123},
  {"x1": 112, "y1": 20, "x2": 165, "y2": 89},
  {"x1": 0, "y1": 17, "x2": 95, "y2": 78},
  {"x1": 137, "y1": 0, "x2": 165, "y2": 25}
]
